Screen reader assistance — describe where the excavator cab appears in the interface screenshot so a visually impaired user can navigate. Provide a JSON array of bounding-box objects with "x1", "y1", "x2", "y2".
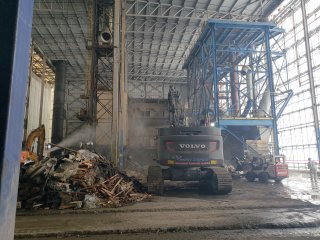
[{"x1": 274, "y1": 155, "x2": 285, "y2": 164}]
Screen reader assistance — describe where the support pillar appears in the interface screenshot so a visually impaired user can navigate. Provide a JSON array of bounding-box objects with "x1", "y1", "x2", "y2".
[
  {"x1": 51, "y1": 60, "x2": 66, "y2": 144},
  {"x1": 112, "y1": 0, "x2": 121, "y2": 164},
  {"x1": 119, "y1": 0, "x2": 128, "y2": 170},
  {"x1": 38, "y1": 56, "x2": 46, "y2": 126},
  {"x1": 211, "y1": 25, "x2": 219, "y2": 125},
  {"x1": 0, "y1": 0, "x2": 34, "y2": 239},
  {"x1": 265, "y1": 27, "x2": 279, "y2": 155},
  {"x1": 230, "y1": 55, "x2": 240, "y2": 117},
  {"x1": 86, "y1": 0, "x2": 97, "y2": 130},
  {"x1": 230, "y1": 65, "x2": 239, "y2": 117}
]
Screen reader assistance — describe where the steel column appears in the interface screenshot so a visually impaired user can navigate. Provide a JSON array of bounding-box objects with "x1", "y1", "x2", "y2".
[
  {"x1": 200, "y1": 44, "x2": 205, "y2": 121},
  {"x1": 51, "y1": 60, "x2": 66, "y2": 144},
  {"x1": 119, "y1": 0, "x2": 127, "y2": 170},
  {"x1": 230, "y1": 55, "x2": 240, "y2": 117},
  {"x1": 112, "y1": 0, "x2": 120, "y2": 164},
  {"x1": 301, "y1": 0, "x2": 320, "y2": 160},
  {"x1": 38, "y1": 55, "x2": 46, "y2": 126},
  {"x1": 23, "y1": 44, "x2": 34, "y2": 141},
  {"x1": 211, "y1": 26, "x2": 219, "y2": 125},
  {"x1": 0, "y1": 0, "x2": 34, "y2": 239},
  {"x1": 264, "y1": 27, "x2": 279, "y2": 155},
  {"x1": 87, "y1": 0, "x2": 98, "y2": 130},
  {"x1": 124, "y1": 33, "x2": 128, "y2": 146},
  {"x1": 184, "y1": 20, "x2": 289, "y2": 159}
]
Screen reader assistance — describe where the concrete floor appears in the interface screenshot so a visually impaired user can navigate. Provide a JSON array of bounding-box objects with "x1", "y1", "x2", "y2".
[
  {"x1": 30, "y1": 228, "x2": 320, "y2": 240},
  {"x1": 14, "y1": 170, "x2": 320, "y2": 239}
]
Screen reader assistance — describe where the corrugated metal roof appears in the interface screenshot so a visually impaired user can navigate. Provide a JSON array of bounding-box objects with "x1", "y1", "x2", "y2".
[
  {"x1": 126, "y1": 0, "x2": 284, "y2": 84},
  {"x1": 30, "y1": 0, "x2": 284, "y2": 134},
  {"x1": 32, "y1": 0, "x2": 284, "y2": 85}
]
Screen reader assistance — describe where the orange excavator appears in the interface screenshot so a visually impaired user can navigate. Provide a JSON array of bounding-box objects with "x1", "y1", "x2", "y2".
[{"x1": 20, "y1": 124, "x2": 45, "y2": 164}]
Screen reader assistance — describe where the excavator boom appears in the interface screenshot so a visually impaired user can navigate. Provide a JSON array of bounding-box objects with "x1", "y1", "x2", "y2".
[{"x1": 21, "y1": 124, "x2": 45, "y2": 162}]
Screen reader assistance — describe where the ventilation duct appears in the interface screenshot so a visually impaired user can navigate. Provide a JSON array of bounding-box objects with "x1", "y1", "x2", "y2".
[{"x1": 99, "y1": 7, "x2": 113, "y2": 45}]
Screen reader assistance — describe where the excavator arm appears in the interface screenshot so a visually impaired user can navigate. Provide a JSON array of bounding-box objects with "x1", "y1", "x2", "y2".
[
  {"x1": 21, "y1": 124, "x2": 45, "y2": 162},
  {"x1": 168, "y1": 85, "x2": 184, "y2": 127}
]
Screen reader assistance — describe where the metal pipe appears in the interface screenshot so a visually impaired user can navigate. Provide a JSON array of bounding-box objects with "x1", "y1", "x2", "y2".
[
  {"x1": 241, "y1": 66, "x2": 253, "y2": 117},
  {"x1": 230, "y1": 61, "x2": 240, "y2": 117},
  {"x1": 249, "y1": 50, "x2": 258, "y2": 113},
  {"x1": 242, "y1": 66, "x2": 254, "y2": 100},
  {"x1": 51, "y1": 60, "x2": 66, "y2": 144},
  {"x1": 256, "y1": 85, "x2": 271, "y2": 118},
  {"x1": 301, "y1": 0, "x2": 320, "y2": 160}
]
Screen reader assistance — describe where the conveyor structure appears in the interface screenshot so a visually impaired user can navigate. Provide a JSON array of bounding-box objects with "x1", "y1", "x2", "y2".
[{"x1": 183, "y1": 19, "x2": 292, "y2": 161}]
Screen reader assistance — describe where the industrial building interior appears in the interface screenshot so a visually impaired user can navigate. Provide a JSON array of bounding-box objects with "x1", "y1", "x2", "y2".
[{"x1": 2, "y1": 0, "x2": 320, "y2": 239}]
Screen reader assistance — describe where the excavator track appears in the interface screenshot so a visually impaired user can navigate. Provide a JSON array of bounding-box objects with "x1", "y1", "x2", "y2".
[
  {"x1": 210, "y1": 167, "x2": 232, "y2": 194},
  {"x1": 147, "y1": 166, "x2": 164, "y2": 195}
]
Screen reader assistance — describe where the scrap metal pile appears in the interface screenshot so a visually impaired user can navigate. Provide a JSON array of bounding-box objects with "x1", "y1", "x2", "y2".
[{"x1": 18, "y1": 149, "x2": 150, "y2": 209}]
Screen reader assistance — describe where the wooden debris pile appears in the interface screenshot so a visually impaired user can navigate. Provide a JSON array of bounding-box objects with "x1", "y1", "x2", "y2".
[{"x1": 18, "y1": 149, "x2": 151, "y2": 209}]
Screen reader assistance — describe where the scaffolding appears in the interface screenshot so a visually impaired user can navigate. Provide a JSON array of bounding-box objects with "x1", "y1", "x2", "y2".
[{"x1": 183, "y1": 19, "x2": 291, "y2": 158}]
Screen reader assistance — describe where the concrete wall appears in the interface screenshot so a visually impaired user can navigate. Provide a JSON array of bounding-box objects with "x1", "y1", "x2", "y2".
[
  {"x1": 127, "y1": 99, "x2": 169, "y2": 172},
  {"x1": 128, "y1": 99, "x2": 169, "y2": 148}
]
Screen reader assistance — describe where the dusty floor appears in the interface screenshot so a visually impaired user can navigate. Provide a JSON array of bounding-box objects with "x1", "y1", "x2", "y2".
[
  {"x1": 281, "y1": 170, "x2": 320, "y2": 204},
  {"x1": 14, "y1": 170, "x2": 320, "y2": 239},
  {"x1": 31, "y1": 228, "x2": 320, "y2": 240}
]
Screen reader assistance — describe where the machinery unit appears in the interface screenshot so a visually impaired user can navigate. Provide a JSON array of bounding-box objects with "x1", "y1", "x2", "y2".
[
  {"x1": 246, "y1": 140, "x2": 288, "y2": 182},
  {"x1": 238, "y1": 140, "x2": 288, "y2": 183},
  {"x1": 147, "y1": 126, "x2": 232, "y2": 194},
  {"x1": 147, "y1": 87, "x2": 232, "y2": 195},
  {"x1": 20, "y1": 125, "x2": 45, "y2": 163},
  {"x1": 243, "y1": 154, "x2": 288, "y2": 183}
]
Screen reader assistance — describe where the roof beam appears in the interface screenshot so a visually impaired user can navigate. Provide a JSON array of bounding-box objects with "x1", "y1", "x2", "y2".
[
  {"x1": 129, "y1": 73, "x2": 187, "y2": 78},
  {"x1": 126, "y1": 1, "x2": 261, "y2": 21},
  {"x1": 129, "y1": 77, "x2": 187, "y2": 84},
  {"x1": 126, "y1": 28, "x2": 198, "y2": 36}
]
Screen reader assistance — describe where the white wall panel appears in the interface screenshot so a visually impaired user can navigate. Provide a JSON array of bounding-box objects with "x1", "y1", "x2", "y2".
[
  {"x1": 27, "y1": 73, "x2": 41, "y2": 133},
  {"x1": 26, "y1": 73, "x2": 54, "y2": 144}
]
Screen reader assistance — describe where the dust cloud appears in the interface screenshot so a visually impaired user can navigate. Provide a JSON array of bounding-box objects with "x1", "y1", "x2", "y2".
[
  {"x1": 48, "y1": 125, "x2": 95, "y2": 152},
  {"x1": 125, "y1": 103, "x2": 169, "y2": 182}
]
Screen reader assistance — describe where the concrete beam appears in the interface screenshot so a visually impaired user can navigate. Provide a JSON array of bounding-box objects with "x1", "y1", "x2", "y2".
[{"x1": 51, "y1": 60, "x2": 67, "y2": 144}]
